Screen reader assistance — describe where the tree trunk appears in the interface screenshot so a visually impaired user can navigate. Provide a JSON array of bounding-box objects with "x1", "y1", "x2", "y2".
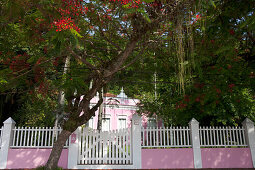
[
  {"x1": 45, "y1": 129, "x2": 72, "y2": 170},
  {"x1": 97, "y1": 88, "x2": 103, "y2": 131},
  {"x1": 54, "y1": 56, "x2": 71, "y2": 128}
]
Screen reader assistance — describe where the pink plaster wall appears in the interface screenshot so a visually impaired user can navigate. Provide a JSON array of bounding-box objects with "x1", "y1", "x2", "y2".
[
  {"x1": 90, "y1": 97, "x2": 140, "y2": 130},
  {"x1": 84, "y1": 95, "x2": 163, "y2": 131},
  {"x1": 6, "y1": 149, "x2": 68, "y2": 169},
  {"x1": 142, "y1": 148, "x2": 194, "y2": 169},
  {"x1": 201, "y1": 148, "x2": 253, "y2": 168},
  {"x1": 92, "y1": 108, "x2": 137, "y2": 130}
]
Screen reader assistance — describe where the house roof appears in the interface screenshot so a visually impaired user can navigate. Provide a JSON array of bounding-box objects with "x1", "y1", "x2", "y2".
[{"x1": 104, "y1": 93, "x2": 116, "y2": 97}]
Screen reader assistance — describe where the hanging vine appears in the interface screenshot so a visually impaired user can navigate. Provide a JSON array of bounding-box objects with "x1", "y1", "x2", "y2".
[{"x1": 172, "y1": 1, "x2": 202, "y2": 95}]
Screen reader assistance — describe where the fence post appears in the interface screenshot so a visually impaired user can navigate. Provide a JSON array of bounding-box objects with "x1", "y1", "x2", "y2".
[
  {"x1": 132, "y1": 114, "x2": 142, "y2": 169},
  {"x1": 242, "y1": 118, "x2": 255, "y2": 168},
  {"x1": 0, "y1": 117, "x2": 16, "y2": 169},
  {"x1": 189, "y1": 118, "x2": 202, "y2": 169},
  {"x1": 67, "y1": 127, "x2": 80, "y2": 169}
]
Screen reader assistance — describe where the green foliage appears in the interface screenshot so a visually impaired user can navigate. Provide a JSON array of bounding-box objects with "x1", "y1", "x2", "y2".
[
  {"x1": 138, "y1": 0, "x2": 255, "y2": 126},
  {"x1": 1, "y1": 0, "x2": 254, "y2": 128},
  {"x1": 13, "y1": 92, "x2": 57, "y2": 127}
]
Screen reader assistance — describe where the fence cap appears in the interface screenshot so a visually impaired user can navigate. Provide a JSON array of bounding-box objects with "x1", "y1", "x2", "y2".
[
  {"x1": 189, "y1": 118, "x2": 199, "y2": 125},
  {"x1": 242, "y1": 118, "x2": 254, "y2": 125},
  {"x1": 3, "y1": 117, "x2": 16, "y2": 124}
]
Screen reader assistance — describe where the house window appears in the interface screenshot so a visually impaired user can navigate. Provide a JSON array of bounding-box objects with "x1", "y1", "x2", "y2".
[
  {"x1": 102, "y1": 118, "x2": 110, "y2": 131},
  {"x1": 118, "y1": 118, "x2": 127, "y2": 129}
]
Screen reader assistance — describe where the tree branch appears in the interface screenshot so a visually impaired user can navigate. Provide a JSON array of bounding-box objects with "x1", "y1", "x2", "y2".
[
  {"x1": 68, "y1": 47, "x2": 98, "y2": 71},
  {"x1": 118, "y1": 45, "x2": 147, "y2": 72},
  {"x1": 98, "y1": 27, "x2": 122, "y2": 52}
]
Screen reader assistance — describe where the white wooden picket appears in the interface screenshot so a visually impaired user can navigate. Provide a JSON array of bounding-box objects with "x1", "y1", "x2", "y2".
[
  {"x1": 11, "y1": 126, "x2": 69, "y2": 148},
  {"x1": 78, "y1": 127, "x2": 132, "y2": 165},
  {"x1": 199, "y1": 126, "x2": 247, "y2": 147},
  {"x1": 0, "y1": 126, "x2": 3, "y2": 148},
  {"x1": 141, "y1": 126, "x2": 191, "y2": 148}
]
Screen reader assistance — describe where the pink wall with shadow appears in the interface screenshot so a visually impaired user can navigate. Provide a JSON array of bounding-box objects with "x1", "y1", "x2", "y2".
[
  {"x1": 201, "y1": 148, "x2": 253, "y2": 168},
  {"x1": 142, "y1": 148, "x2": 194, "y2": 169},
  {"x1": 6, "y1": 149, "x2": 68, "y2": 169}
]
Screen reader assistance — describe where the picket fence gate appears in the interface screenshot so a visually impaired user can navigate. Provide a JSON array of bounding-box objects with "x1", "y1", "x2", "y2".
[
  {"x1": 67, "y1": 114, "x2": 141, "y2": 169},
  {"x1": 78, "y1": 127, "x2": 132, "y2": 165}
]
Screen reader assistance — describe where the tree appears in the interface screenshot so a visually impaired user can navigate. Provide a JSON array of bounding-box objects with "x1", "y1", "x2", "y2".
[
  {"x1": 138, "y1": 0, "x2": 255, "y2": 126},
  {"x1": 1, "y1": 0, "x2": 199, "y2": 169}
]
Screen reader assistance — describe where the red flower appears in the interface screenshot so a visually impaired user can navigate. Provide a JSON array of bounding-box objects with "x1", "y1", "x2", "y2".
[
  {"x1": 195, "y1": 97, "x2": 200, "y2": 102},
  {"x1": 228, "y1": 84, "x2": 235, "y2": 88},
  {"x1": 216, "y1": 88, "x2": 221, "y2": 94},
  {"x1": 229, "y1": 29, "x2": 235, "y2": 35},
  {"x1": 184, "y1": 95, "x2": 190, "y2": 102}
]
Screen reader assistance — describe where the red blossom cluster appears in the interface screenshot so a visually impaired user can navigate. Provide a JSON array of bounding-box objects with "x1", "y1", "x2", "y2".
[
  {"x1": 228, "y1": 83, "x2": 235, "y2": 92},
  {"x1": 52, "y1": 0, "x2": 88, "y2": 32},
  {"x1": 59, "y1": 0, "x2": 88, "y2": 17},
  {"x1": 38, "y1": 81, "x2": 49, "y2": 95},
  {"x1": 53, "y1": 57, "x2": 61, "y2": 66},
  {"x1": 229, "y1": 29, "x2": 235, "y2": 35},
  {"x1": 109, "y1": 0, "x2": 142, "y2": 8},
  {"x1": 52, "y1": 17, "x2": 80, "y2": 32},
  {"x1": 34, "y1": 66, "x2": 45, "y2": 83},
  {"x1": 175, "y1": 101, "x2": 187, "y2": 109},
  {"x1": 215, "y1": 88, "x2": 221, "y2": 94},
  {"x1": 3, "y1": 54, "x2": 30, "y2": 72},
  {"x1": 175, "y1": 95, "x2": 190, "y2": 109},
  {"x1": 194, "y1": 83, "x2": 204, "y2": 89}
]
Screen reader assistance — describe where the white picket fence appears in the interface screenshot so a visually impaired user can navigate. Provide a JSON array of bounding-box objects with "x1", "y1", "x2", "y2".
[
  {"x1": 1, "y1": 117, "x2": 255, "y2": 169},
  {"x1": 78, "y1": 127, "x2": 132, "y2": 165},
  {"x1": 141, "y1": 126, "x2": 248, "y2": 148},
  {"x1": 0, "y1": 126, "x2": 3, "y2": 148},
  {"x1": 7, "y1": 125, "x2": 249, "y2": 149},
  {"x1": 11, "y1": 126, "x2": 69, "y2": 148},
  {"x1": 141, "y1": 126, "x2": 191, "y2": 148},
  {"x1": 199, "y1": 126, "x2": 247, "y2": 147}
]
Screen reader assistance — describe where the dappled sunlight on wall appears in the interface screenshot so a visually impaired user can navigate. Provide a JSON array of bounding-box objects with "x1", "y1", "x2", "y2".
[
  {"x1": 142, "y1": 148, "x2": 194, "y2": 169},
  {"x1": 6, "y1": 149, "x2": 68, "y2": 169},
  {"x1": 201, "y1": 148, "x2": 253, "y2": 168}
]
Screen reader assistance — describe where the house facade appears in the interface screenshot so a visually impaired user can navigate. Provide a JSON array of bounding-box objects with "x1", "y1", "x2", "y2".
[{"x1": 85, "y1": 88, "x2": 162, "y2": 131}]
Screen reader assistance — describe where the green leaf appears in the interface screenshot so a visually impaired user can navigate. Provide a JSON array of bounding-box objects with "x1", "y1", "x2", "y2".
[
  {"x1": 0, "y1": 79, "x2": 7, "y2": 85},
  {"x1": 210, "y1": 0, "x2": 216, "y2": 8},
  {"x1": 143, "y1": 0, "x2": 155, "y2": 2},
  {"x1": 125, "y1": 8, "x2": 137, "y2": 14},
  {"x1": 123, "y1": 3, "x2": 132, "y2": 8},
  {"x1": 70, "y1": 29, "x2": 83, "y2": 38},
  {"x1": 137, "y1": 9, "x2": 151, "y2": 23}
]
